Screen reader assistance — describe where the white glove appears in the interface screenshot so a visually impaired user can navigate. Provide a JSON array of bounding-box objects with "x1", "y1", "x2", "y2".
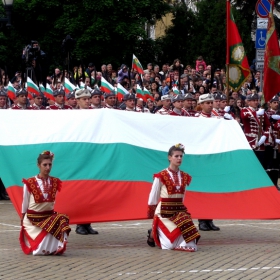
[
  {"x1": 256, "y1": 108, "x2": 265, "y2": 116},
  {"x1": 224, "y1": 113, "x2": 233, "y2": 120},
  {"x1": 257, "y1": 135, "x2": 266, "y2": 146},
  {"x1": 276, "y1": 139, "x2": 280, "y2": 144},
  {"x1": 224, "y1": 106, "x2": 230, "y2": 113},
  {"x1": 272, "y1": 115, "x2": 280, "y2": 120}
]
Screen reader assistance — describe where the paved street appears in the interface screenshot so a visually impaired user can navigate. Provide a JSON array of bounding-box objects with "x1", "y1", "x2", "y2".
[{"x1": 1, "y1": 200, "x2": 280, "y2": 280}]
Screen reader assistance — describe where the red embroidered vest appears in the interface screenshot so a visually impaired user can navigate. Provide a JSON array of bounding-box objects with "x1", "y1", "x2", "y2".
[
  {"x1": 22, "y1": 176, "x2": 62, "y2": 203},
  {"x1": 154, "y1": 169, "x2": 192, "y2": 195}
]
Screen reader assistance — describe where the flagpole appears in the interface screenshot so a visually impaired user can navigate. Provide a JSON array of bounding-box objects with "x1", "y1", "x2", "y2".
[{"x1": 226, "y1": 0, "x2": 230, "y2": 104}]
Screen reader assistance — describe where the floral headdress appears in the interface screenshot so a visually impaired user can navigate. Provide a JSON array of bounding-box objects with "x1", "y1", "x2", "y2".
[
  {"x1": 174, "y1": 143, "x2": 185, "y2": 152},
  {"x1": 41, "y1": 150, "x2": 55, "y2": 159}
]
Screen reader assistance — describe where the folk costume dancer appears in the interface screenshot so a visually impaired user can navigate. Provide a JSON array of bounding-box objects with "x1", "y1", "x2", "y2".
[
  {"x1": 20, "y1": 151, "x2": 71, "y2": 255},
  {"x1": 196, "y1": 93, "x2": 233, "y2": 231},
  {"x1": 75, "y1": 89, "x2": 99, "y2": 235},
  {"x1": 147, "y1": 144, "x2": 200, "y2": 252}
]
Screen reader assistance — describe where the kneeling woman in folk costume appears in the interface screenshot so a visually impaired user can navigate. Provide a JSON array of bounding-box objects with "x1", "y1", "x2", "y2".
[
  {"x1": 20, "y1": 151, "x2": 71, "y2": 255},
  {"x1": 147, "y1": 144, "x2": 200, "y2": 252}
]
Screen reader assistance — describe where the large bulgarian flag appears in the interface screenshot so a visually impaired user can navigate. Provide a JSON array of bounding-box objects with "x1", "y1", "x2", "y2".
[
  {"x1": 27, "y1": 77, "x2": 40, "y2": 96},
  {"x1": 7, "y1": 82, "x2": 16, "y2": 100},
  {"x1": 1, "y1": 110, "x2": 280, "y2": 223},
  {"x1": 117, "y1": 83, "x2": 128, "y2": 101},
  {"x1": 64, "y1": 77, "x2": 76, "y2": 94},
  {"x1": 132, "y1": 54, "x2": 144, "y2": 74},
  {"x1": 100, "y1": 77, "x2": 114, "y2": 93},
  {"x1": 226, "y1": 0, "x2": 250, "y2": 91},
  {"x1": 45, "y1": 83, "x2": 55, "y2": 101}
]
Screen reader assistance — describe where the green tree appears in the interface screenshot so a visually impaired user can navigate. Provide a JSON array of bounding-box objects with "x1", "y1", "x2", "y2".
[
  {"x1": 156, "y1": 1, "x2": 197, "y2": 66},
  {"x1": 0, "y1": 0, "x2": 171, "y2": 75},
  {"x1": 158, "y1": 0, "x2": 254, "y2": 68}
]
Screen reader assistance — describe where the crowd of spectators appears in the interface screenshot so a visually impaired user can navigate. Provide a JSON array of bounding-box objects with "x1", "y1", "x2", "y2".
[{"x1": 0, "y1": 56, "x2": 264, "y2": 116}]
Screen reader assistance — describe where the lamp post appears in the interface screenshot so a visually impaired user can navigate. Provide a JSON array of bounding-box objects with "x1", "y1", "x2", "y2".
[{"x1": 0, "y1": 0, "x2": 13, "y2": 28}]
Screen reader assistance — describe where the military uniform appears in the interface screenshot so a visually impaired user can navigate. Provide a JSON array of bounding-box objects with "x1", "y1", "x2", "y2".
[
  {"x1": 240, "y1": 93, "x2": 270, "y2": 169},
  {"x1": 0, "y1": 90, "x2": 8, "y2": 109},
  {"x1": 90, "y1": 89, "x2": 102, "y2": 109},
  {"x1": 136, "y1": 105, "x2": 150, "y2": 113},
  {"x1": 11, "y1": 89, "x2": 30, "y2": 110},
  {"x1": 29, "y1": 104, "x2": 46, "y2": 110},
  {"x1": 182, "y1": 94, "x2": 197, "y2": 117},
  {"x1": 170, "y1": 94, "x2": 188, "y2": 116},
  {"x1": 156, "y1": 106, "x2": 172, "y2": 115},
  {"x1": 156, "y1": 95, "x2": 172, "y2": 115},
  {"x1": 47, "y1": 89, "x2": 72, "y2": 110},
  {"x1": 103, "y1": 90, "x2": 117, "y2": 109},
  {"x1": 264, "y1": 96, "x2": 280, "y2": 187},
  {"x1": 123, "y1": 93, "x2": 137, "y2": 112},
  {"x1": 197, "y1": 94, "x2": 222, "y2": 231},
  {"x1": 74, "y1": 88, "x2": 99, "y2": 235}
]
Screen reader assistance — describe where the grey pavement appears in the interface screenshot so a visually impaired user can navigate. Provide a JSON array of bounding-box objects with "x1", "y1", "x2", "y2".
[{"x1": 1, "y1": 200, "x2": 280, "y2": 280}]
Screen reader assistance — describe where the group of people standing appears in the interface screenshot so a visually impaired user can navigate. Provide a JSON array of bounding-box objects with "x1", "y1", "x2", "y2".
[{"x1": 1, "y1": 56, "x2": 279, "y2": 254}]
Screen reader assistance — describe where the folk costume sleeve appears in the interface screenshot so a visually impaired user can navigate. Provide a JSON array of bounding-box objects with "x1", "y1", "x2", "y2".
[
  {"x1": 147, "y1": 177, "x2": 162, "y2": 218},
  {"x1": 21, "y1": 184, "x2": 30, "y2": 214}
]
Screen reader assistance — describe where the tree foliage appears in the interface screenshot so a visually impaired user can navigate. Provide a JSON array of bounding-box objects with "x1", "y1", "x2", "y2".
[
  {"x1": 0, "y1": 0, "x2": 279, "y2": 75},
  {"x1": 0, "y1": 0, "x2": 170, "y2": 75},
  {"x1": 158, "y1": 0, "x2": 254, "y2": 68}
]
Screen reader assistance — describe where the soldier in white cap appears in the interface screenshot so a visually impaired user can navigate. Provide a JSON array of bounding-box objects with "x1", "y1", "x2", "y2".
[
  {"x1": 75, "y1": 88, "x2": 99, "y2": 235},
  {"x1": 156, "y1": 95, "x2": 172, "y2": 115},
  {"x1": 198, "y1": 93, "x2": 233, "y2": 120},
  {"x1": 75, "y1": 88, "x2": 92, "y2": 109},
  {"x1": 196, "y1": 93, "x2": 233, "y2": 231}
]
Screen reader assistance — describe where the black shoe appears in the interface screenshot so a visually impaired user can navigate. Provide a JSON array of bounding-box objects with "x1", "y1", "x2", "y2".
[
  {"x1": 199, "y1": 221, "x2": 211, "y2": 231},
  {"x1": 207, "y1": 221, "x2": 220, "y2": 231},
  {"x1": 75, "y1": 225, "x2": 88, "y2": 235},
  {"x1": 85, "y1": 224, "x2": 98, "y2": 234},
  {"x1": 147, "y1": 229, "x2": 155, "y2": 247}
]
